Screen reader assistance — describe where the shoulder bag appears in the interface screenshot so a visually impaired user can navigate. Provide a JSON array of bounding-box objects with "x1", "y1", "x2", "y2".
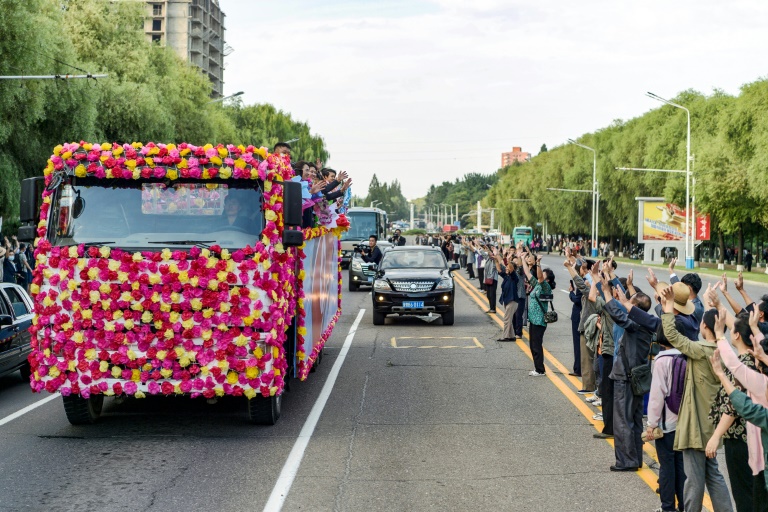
[
  {"x1": 534, "y1": 292, "x2": 558, "y2": 324},
  {"x1": 621, "y1": 343, "x2": 652, "y2": 396}
]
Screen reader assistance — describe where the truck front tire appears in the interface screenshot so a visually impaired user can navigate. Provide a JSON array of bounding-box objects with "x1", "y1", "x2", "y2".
[
  {"x1": 441, "y1": 310, "x2": 455, "y2": 326},
  {"x1": 247, "y1": 393, "x2": 282, "y2": 425},
  {"x1": 349, "y1": 280, "x2": 359, "y2": 292},
  {"x1": 63, "y1": 394, "x2": 104, "y2": 425}
]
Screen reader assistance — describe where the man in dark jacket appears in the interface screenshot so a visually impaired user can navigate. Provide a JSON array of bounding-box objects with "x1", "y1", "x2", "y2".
[
  {"x1": 496, "y1": 255, "x2": 520, "y2": 341},
  {"x1": 361, "y1": 235, "x2": 383, "y2": 266},
  {"x1": 569, "y1": 281, "x2": 583, "y2": 376},
  {"x1": 601, "y1": 277, "x2": 658, "y2": 472}
]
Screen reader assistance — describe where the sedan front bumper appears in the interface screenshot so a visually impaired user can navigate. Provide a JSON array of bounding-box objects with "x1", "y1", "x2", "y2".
[{"x1": 372, "y1": 290, "x2": 454, "y2": 314}]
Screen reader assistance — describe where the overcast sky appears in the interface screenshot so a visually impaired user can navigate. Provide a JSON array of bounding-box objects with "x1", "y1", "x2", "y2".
[{"x1": 223, "y1": 0, "x2": 768, "y2": 200}]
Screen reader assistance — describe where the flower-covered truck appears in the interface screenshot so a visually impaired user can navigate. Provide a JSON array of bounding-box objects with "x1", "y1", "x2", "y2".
[{"x1": 19, "y1": 142, "x2": 346, "y2": 425}]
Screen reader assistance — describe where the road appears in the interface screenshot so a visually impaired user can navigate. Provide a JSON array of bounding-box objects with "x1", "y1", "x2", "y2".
[{"x1": 2, "y1": 252, "x2": 763, "y2": 511}]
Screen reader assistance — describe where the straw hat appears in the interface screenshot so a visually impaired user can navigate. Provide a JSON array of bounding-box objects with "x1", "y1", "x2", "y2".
[{"x1": 656, "y1": 281, "x2": 695, "y2": 315}]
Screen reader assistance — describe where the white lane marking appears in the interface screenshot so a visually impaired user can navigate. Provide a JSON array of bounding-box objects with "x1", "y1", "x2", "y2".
[
  {"x1": 263, "y1": 309, "x2": 366, "y2": 512},
  {"x1": 0, "y1": 393, "x2": 61, "y2": 427}
]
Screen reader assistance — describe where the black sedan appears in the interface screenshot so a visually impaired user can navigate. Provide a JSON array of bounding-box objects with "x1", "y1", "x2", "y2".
[
  {"x1": 0, "y1": 283, "x2": 34, "y2": 381},
  {"x1": 371, "y1": 246, "x2": 459, "y2": 325}
]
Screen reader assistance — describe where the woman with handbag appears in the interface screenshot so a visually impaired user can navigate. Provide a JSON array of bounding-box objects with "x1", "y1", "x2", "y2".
[{"x1": 520, "y1": 251, "x2": 556, "y2": 377}]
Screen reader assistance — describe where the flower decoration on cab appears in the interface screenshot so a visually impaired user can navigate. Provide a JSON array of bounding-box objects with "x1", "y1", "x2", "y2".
[{"x1": 28, "y1": 141, "x2": 343, "y2": 400}]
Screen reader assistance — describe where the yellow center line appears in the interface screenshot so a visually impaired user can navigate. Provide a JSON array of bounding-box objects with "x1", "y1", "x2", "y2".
[{"x1": 453, "y1": 271, "x2": 713, "y2": 509}]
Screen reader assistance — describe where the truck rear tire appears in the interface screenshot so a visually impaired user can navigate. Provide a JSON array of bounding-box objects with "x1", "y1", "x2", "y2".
[
  {"x1": 63, "y1": 394, "x2": 104, "y2": 425},
  {"x1": 247, "y1": 393, "x2": 282, "y2": 425},
  {"x1": 373, "y1": 311, "x2": 386, "y2": 325},
  {"x1": 441, "y1": 310, "x2": 455, "y2": 326},
  {"x1": 19, "y1": 362, "x2": 31, "y2": 382}
]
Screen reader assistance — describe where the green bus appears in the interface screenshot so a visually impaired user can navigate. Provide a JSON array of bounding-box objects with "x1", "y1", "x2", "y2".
[{"x1": 512, "y1": 226, "x2": 533, "y2": 247}]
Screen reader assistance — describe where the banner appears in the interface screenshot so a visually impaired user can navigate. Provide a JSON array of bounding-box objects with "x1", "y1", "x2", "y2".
[
  {"x1": 300, "y1": 234, "x2": 341, "y2": 360},
  {"x1": 641, "y1": 202, "x2": 710, "y2": 241}
]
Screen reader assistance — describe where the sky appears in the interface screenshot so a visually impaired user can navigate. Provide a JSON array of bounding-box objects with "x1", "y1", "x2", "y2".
[{"x1": 222, "y1": 0, "x2": 768, "y2": 200}]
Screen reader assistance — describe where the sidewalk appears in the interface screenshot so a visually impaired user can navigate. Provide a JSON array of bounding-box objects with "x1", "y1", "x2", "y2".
[{"x1": 610, "y1": 256, "x2": 768, "y2": 287}]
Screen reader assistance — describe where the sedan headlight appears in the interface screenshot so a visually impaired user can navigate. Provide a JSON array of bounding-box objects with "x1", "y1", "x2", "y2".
[
  {"x1": 351, "y1": 261, "x2": 362, "y2": 271},
  {"x1": 373, "y1": 279, "x2": 391, "y2": 291},
  {"x1": 435, "y1": 278, "x2": 453, "y2": 290}
]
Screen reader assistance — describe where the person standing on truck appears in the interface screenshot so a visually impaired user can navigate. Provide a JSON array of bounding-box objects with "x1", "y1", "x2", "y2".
[{"x1": 361, "y1": 235, "x2": 383, "y2": 266}]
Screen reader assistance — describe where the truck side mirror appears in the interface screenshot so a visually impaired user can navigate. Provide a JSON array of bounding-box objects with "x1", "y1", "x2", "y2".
[
  {"x1": 20, "y1": 177, "x2": 44, "y2": 223},
  {"x1": 282, "y1": 181, "x2": 302, "y2": 227}
]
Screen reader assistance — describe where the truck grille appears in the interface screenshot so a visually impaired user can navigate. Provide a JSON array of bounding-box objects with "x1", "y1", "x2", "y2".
[
  {"x1": 362, "y1": 266, "x2": 377, "y2": 277},
  {"x1": 390, "y1": 280, "x2": 435, "y2": 292}
]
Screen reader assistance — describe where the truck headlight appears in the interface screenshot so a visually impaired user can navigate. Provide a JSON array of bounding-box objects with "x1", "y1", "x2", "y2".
[
  {"x1": 351, "y1": 261, "x2": 362, "y2": 271},
  {"x1": 436, "y1": 278, "x2": 453, "y2": 290},
  {"x1": 373, "y1": 279, "x2": 391, "y2": 291}
]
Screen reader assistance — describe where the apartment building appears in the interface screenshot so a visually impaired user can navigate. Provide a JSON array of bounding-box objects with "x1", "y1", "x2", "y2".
[
  {"x1": 500, "y1": 147, "x2": 531, "y2": 167},
  {"x1": 143, "y1": 0, "x2": 227, "y2": 97}
]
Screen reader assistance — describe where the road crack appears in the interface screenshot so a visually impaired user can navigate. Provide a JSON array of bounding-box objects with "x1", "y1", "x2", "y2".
[{"x1": 334, "y1": 372, "x2": 369, "y2": 512}]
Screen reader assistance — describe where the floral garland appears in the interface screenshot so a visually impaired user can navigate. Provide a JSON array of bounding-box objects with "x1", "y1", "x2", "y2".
[{"x1": 28, "y1": 141, "x2": 323, "y2": 401}]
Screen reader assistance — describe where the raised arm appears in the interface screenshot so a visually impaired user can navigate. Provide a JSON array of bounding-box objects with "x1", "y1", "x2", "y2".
[
  {"x1": 734, "y1": 271, "x2": 756, "y2": 307},
  {"x1": 719, "y1": 273, "x2": 746, "y2": 314}
]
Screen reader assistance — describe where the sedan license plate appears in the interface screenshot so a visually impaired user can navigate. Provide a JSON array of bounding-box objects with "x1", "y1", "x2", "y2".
[{"x1": 402, "y1": 301, "x2": 424, "y2": 309}]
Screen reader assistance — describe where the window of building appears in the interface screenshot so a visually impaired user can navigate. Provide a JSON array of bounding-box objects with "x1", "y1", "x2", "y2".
[
  {"x1": 152, "y1": 4, "x2": 162, "y2": 16},
  {"x1": 152, "y1": 18, "x2": 162, "y2": 31},
  {"x1": 151, "y1": 34, "x2": 162, "y2": 43}
]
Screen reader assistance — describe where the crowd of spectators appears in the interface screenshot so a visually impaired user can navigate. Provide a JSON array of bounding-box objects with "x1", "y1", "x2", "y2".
[
  {"x1": 0, "y1": 235, "x2": 33, "y2": 290},
  {"x1": 561, "y1": 250, "x2": 768, "y2": 512}
]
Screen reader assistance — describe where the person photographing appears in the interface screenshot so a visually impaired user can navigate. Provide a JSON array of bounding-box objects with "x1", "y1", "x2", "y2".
[
  {"x1": 389, "y1": 229, "x2": 406, "y2": 246},
  {"x1": 360, "y1": 235, "x2": 383, "y2": 266}
]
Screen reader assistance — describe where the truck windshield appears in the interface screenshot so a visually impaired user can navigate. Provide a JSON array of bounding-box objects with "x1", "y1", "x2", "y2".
[
  {"x1": 50, "y1": 178, "x2": 263, "y2": 249},
  {"x1": 341, "y1": 212, "x2": 378, "y2": 241}
]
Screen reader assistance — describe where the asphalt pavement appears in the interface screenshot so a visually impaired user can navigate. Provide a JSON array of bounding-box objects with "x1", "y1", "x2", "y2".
[{"x1": 2, "y1": 250, "x2": 760, "y2": 511}]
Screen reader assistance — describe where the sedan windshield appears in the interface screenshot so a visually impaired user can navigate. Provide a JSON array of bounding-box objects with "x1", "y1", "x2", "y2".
[
  {"x1": 50, "y1": 178, "x2": 263, "y2": 249},
  {"x1": 380, "y1": 250, "x2": 446, "y2": 269}
]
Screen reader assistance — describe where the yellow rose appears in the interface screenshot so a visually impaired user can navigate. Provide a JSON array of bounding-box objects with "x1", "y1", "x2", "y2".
[
  {"x1": 246, "y1": 366, "x2": 259, "y2": 379},
  {"x1": 99, "y1": 361, "x2": 109, "y2": 372},
  {"x1": 134, "y1": 391, "x2": 146, "y2": 399},
  {"x1": 85, "y1": 348, "x2": 97, "y2": 360},
  {"x1": 166, "y1": 169, "x2": 178, "y2": 180},
  {"x1": 226, "y1": 372, "x2": 238, "y2": 385},
  {"x1": 132, "y1": 252, "x2": 143, "y2": 263},
  {"x1": 75, "y1": 164, "x2": 87, "y2": 177},
  {"x1": 100, "y1": 142, "x2": 111, "y2": 151},
  {"x1": 244, "y1": 388, "x2": 257, "y2": 399},
  {"x1": 111, "y1": 366, "x2": 122, "y2": 378}
]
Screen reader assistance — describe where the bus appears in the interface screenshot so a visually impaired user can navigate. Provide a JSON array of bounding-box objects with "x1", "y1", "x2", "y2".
[{"x1": 512, "y1": 226, "x2": 533, "y2": 247}]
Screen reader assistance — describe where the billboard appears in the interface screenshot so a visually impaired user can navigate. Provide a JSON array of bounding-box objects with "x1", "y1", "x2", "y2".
[{"x1": 641, "y1": 202, "x2": 710, "y2": 241}]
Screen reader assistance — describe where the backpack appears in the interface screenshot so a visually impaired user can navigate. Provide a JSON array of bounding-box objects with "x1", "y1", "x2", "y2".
[{"x1": 660, "y1": 353, "x2": 687, "y2": 416}]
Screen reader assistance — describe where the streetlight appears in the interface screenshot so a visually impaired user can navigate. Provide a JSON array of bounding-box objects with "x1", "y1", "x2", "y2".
[
  {"x1": 371, "y1": 200, "x2": 381, "y2": 208},
  {"x1": 647, "y1": 91, "x2": 693, "y2": 269},
  {"x1": 568, "y1": 139, "x2": 598, "y2": 257},
  {"x1": 440, "y1": 203, "x2": 451, "y2": 226},
  {"x1": 208, "y1": 91, "x2": 244, "y2": 104}
]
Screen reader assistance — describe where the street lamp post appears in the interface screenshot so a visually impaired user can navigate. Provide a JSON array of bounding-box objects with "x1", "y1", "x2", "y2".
[
  {"x1": 208, "y1": 91, "x2": 244, "y2": 104},
  {"x1": 371, "y1": 200, "x2": 381, "y2": 208},
  {"x1": 647, "y1": 91, "x2": 694, "y2": 269},
  {"x1": 568, "y1": 139, "x2": 598, "y2": 257}
]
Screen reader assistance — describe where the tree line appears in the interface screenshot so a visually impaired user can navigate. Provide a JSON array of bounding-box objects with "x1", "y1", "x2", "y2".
[
  {"x1": 0, "y1": 0, "x2": 328, "y2": 232},
  {"x1": 486, "y1": 84, "x2": 768, "y2": 262}
]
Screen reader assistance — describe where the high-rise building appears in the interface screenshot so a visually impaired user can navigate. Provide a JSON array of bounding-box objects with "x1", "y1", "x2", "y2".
[
  {"x1": 142, "y1": 1, "x2": 227, "y2": 97},
  {"x1": 500, "y1": 147, "x2": 531, "y2": 167}
]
